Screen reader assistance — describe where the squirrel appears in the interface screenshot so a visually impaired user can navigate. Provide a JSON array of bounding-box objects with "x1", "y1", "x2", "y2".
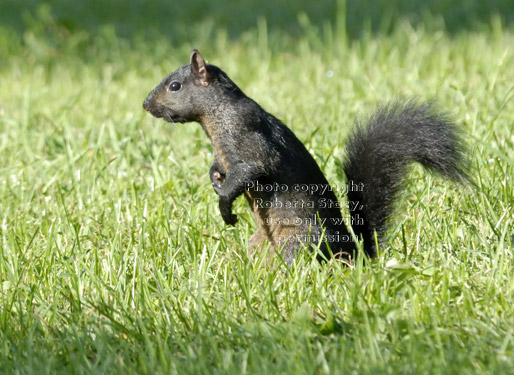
[{"x1": 143, "y1": 49, "x2": 469, "y2": 265}]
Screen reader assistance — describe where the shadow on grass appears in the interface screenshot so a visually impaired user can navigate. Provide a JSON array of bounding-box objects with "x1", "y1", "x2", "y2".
[{"x1": 1, "y1": 0, "x2": 513, "y2": 46}]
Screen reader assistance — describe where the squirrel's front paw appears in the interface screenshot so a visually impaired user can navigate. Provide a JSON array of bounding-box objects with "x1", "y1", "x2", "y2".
[
  {"x1": 210, "y1": 170, "x2": 225, "y2": 195},
  {"x1": 223, "y1": 213, "x2": 238, "y2": 226},
  {"x1": 219, "y1": 197, "x2": 238, "y2": 226}
]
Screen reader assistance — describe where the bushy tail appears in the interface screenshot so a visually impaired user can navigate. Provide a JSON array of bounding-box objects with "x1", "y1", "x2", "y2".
[{"x1": 343, "y1": 100, "x2": 470, "y2": 257}]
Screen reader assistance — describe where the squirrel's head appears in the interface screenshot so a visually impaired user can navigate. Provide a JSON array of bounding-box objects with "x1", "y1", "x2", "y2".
[{"x1": 143, "y1": 50, "x2": 241, "y2": 124}]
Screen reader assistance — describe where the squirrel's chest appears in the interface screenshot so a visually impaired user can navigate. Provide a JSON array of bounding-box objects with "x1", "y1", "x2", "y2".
[{"x1": 209, "y1": 137, "x2": 231, "y2": 171}]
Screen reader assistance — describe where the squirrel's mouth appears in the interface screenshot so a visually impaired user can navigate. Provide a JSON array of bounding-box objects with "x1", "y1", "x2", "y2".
[
  {"x1": 143, "y1": 100, "x2": 188, "y2": 124},
  {"x1": 163, "y1": 113, "x2": 175, "y2": 122},
  {"x1": 163, "y1": 111, "x2": 187, "y2": 124}
]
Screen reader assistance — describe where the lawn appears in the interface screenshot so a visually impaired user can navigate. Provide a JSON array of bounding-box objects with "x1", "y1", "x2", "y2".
[{"x1": 1, "y1": 0, "x2": 513, "y2": 374}]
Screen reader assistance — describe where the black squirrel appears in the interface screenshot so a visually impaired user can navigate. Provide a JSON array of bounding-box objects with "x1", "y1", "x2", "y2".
[{"x1": 143, "y1": 50, "x2": 469, "y2": 264}]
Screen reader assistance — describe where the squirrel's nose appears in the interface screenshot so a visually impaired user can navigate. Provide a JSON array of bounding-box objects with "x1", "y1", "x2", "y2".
[
  {"x1": 143, "y1": 91, "x2": 155, "y2": 111},
  {"x1": 142, "y1": 98, "x2": 150, "y2": 111}
]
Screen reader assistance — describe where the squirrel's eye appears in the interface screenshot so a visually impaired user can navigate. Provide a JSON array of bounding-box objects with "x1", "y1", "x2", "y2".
[{"x1": 169, "y1": 81, "x2": 181, "y2": 92}]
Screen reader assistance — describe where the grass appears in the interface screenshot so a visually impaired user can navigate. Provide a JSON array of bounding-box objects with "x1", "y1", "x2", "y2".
[{"x1": 1, "y1": 0, "x2": 514, "y2": 374}]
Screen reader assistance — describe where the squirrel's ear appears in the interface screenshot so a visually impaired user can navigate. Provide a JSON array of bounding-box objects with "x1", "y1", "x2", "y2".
[{"x1": 190, "y1": 49, "x2": 209, "y2": 87}]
